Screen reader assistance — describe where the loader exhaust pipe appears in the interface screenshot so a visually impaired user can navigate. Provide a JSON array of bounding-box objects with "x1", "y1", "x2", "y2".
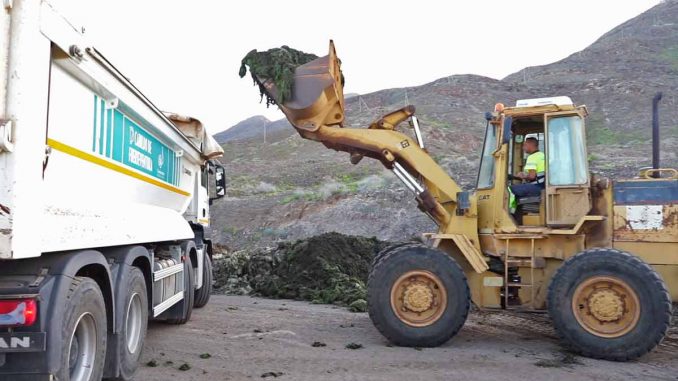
[{"x1": 652, "y1": 92, "x2": 662, "y2": 178}]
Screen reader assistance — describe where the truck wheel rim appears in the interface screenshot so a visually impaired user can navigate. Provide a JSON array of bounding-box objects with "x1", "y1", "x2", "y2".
[
  {"x1": 571, "y1": 276, "x2": 640, "y2": 338},
  {"x1": 390, "y1": 270, "x2": 447, "y2": 327},
  {"x1": 126, "y1": 293, "x2": 143, "y2": 353},
  {"x1": 68, "y1": 312, "x2": 97, "y2": 381}
]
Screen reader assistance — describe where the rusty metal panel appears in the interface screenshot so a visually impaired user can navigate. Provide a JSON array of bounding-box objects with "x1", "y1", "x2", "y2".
[
  {"x1": 613, "y1": 205, "x2": 678, "y2": 242},
  {"x1": 612, "y1": 179, "x2": 677, "y2": 243}
]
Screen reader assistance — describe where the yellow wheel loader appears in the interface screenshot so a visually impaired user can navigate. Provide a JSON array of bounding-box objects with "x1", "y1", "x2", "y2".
[{"x1": 245, "y1": 41, "x2": 676, "y2": 361}]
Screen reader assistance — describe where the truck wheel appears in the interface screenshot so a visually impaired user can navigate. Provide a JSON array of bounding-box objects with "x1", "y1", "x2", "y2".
[
  {"x1": 367, "y1": 244, "x2": 470, "y2": 347},
  {"x1": 112, "y1": 267, "x2": 148, "y2": 380},
  {"x1": 57, "y1": 277, "x2": 108, "y2": 381},
  {"x1": 548, "y1": 248, "x2": 672, "y2": 361},
  {"x1": 194, "y1": 252, "x2": 212, "y2": 308},
  {"x1": 165, "y1": 255, "x2": 195, "y2": 325}
]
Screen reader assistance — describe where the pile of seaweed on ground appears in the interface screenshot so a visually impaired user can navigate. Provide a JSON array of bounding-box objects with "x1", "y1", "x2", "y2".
[
  {"x1": 213, "y1": 232, "x2": 390, "y2": 312},
  {"x1": 239, "y1": 46, "x2": 318, "y2": 107}
]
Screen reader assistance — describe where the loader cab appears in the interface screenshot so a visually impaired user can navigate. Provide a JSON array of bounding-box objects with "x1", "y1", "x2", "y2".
[{"x1": 476, "y1": 97, "x2": 592, "y2": 230}]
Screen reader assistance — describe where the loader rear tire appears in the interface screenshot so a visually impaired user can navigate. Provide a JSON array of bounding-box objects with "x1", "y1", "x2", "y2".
[
  {"x1": 368, "y1": 244, "x2": 470, "y2": 347},
  {"x1": 548, "y1": 248, "x2": 672, "y2": 361}
]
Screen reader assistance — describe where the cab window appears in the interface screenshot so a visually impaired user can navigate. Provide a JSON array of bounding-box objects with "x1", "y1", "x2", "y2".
[
  {"x1": 476, "y1": 122, "x2": 497, "y2": 189},
  {"x1": 547, "y1": 116, "x2": 587, "y2": 185}
]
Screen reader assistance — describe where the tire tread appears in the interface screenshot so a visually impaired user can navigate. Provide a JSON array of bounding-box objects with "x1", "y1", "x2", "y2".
[
  {"x1": 547, "y1": 248, "x2": 672, "y2": 361},
  {"x1": 368, "y1": 243, "x2": 470, "y2": 347}
]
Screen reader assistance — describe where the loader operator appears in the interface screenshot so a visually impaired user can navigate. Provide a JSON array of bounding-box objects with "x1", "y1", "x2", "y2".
[{"x1": 510, "y1": 137, "x2": 545, "y2": 197}]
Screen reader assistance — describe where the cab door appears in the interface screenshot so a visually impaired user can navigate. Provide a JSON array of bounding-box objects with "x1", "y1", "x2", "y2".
[{"x1": 544, "y1": 111, "x2": 591, "y2": 227}]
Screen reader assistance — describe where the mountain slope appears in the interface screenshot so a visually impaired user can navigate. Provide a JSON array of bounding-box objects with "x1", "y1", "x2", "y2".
[
  {"x1": 215, "y1": 115, "x2": 293, "y2": 143},
  {"x1": 213, "y1": 1, "x2": 678, "y2": 250}
]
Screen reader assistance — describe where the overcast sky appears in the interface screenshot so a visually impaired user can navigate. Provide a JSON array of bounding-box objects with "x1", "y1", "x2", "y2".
[{"x1": 50, "y1": 0, "x2": 660, "y2": 133}]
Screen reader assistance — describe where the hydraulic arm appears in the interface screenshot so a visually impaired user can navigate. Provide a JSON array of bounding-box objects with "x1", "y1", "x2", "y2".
[{"x1": 253, "y1": 41, "x2": 471, "y2": 232}]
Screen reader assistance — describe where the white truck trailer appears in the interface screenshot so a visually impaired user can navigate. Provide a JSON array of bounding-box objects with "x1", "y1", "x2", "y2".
[{"x1": 0, "y1": 1, "x2": 225, "y2": 379}]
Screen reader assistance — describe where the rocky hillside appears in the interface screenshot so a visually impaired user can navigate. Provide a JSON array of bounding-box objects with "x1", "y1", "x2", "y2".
[
  {"x1": 214, "y1": 115, "x2": 292, "y2": 144},
  {"x1": 212, "y1": 1, "x2": 678, "y2": 251}
]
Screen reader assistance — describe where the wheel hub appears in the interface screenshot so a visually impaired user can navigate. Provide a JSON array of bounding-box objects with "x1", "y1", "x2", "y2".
[
  {"x1": 571, "y1": 276, "x2": 640, "y2": 338},
  {"x1": 68, "y1": 312, "x2": 97, "y2": 381},
  {"x1": 403, "y1": 283, "x2": 434, "y2": 313},
  {"x1": 68, "y1": 336, "x2": 79, "y2": 371},
  {"x1": 126, "y1": 293, "x2": 143, "y2": 353},
  {"x1": 390, "y1": 270, "x2": 447, "y2": 327},
  {"x1": 587, "y1": 289, "x2": 624, "y2": 322}
]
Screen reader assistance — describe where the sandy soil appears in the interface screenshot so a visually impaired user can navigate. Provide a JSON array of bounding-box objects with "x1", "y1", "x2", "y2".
[{"x1": 134, "y1": 295, "x2": 677, "y2": 381}]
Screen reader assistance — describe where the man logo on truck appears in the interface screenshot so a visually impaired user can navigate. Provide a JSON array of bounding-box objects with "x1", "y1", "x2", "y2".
[{"x1": 0, "y1": 337, "x2": 30, "y2": 349}]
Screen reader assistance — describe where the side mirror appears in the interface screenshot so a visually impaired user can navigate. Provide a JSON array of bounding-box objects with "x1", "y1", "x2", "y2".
[{"x1": 214, "y1": 165, "x2": 226, "y2": 199}]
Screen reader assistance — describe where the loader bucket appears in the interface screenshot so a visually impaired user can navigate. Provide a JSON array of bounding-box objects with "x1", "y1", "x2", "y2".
[{"x1": 256, "y1": 41, "x2": 345, "y2": 132}]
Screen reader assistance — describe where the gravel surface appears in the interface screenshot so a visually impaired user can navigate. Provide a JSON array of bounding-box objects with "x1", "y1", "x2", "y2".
[{"x1": 134, "y1": 295, "x2": 677, "y2": 381}]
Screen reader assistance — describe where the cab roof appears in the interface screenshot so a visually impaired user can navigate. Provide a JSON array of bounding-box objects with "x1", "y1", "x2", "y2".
[{"x1": 500, "y1": 96, "x2": 588, "y2": 118}]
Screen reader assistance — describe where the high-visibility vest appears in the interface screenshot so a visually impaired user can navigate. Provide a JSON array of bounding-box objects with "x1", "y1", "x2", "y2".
[{"x1": 525, "y1": 151, "x2": 545, "y2": 184}]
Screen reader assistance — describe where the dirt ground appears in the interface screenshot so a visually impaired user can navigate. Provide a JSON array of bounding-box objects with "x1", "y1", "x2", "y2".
[{"x1": 134, "y1": 295, "x2": 678, "y2": 381}]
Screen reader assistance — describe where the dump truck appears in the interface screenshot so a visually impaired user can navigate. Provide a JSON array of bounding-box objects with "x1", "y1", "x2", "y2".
[
  {"x1": 0, "y1": 1, "x2": 225, "y2": 379},
  {"x1": 245, "y1": 41, "x2": 676, "y2": 361}
]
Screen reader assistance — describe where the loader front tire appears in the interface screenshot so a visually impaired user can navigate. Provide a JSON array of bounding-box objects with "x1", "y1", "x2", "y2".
[
  {"x1": 548, "y1": 248, "x2": 672, "y2": 361},
  {"x1": 368, "y1": 244, "x2": 470, "y2": 347}
]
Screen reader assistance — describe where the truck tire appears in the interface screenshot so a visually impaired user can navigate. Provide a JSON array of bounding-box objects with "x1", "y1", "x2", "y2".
[
  {"x1": 111, "y1": 267, "x2": 148, "y2": 380},
  {"x1": 165, "y1": 255, "x2": 195, "y2": 325},
  {"x1": 548, "y1": 248, "x2": 672, "y2": 361},
  {"x1": 193, "y1": 252, "x2": 212, "y2": 309},
  {"x1": 56, "y1": 277, "x2": 108, "y2": 381},
  {"x1": 367, "y1": 244, "x2": 470, "y2": 347}
]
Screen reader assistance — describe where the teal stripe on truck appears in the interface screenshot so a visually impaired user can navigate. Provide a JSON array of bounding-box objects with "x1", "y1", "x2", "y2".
[
  {"x1": 92, "y1": 94, "x2": 181, "y2": 186},
  {"x1": 99, "y1": 98, "x2": 105, "y2": 155},
  {"x1": 106, "y1": 108, "x2": 112, "y2": 158},
  {"x1": 112, "y1": 110, "x2": 123, "y2": 162}
]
